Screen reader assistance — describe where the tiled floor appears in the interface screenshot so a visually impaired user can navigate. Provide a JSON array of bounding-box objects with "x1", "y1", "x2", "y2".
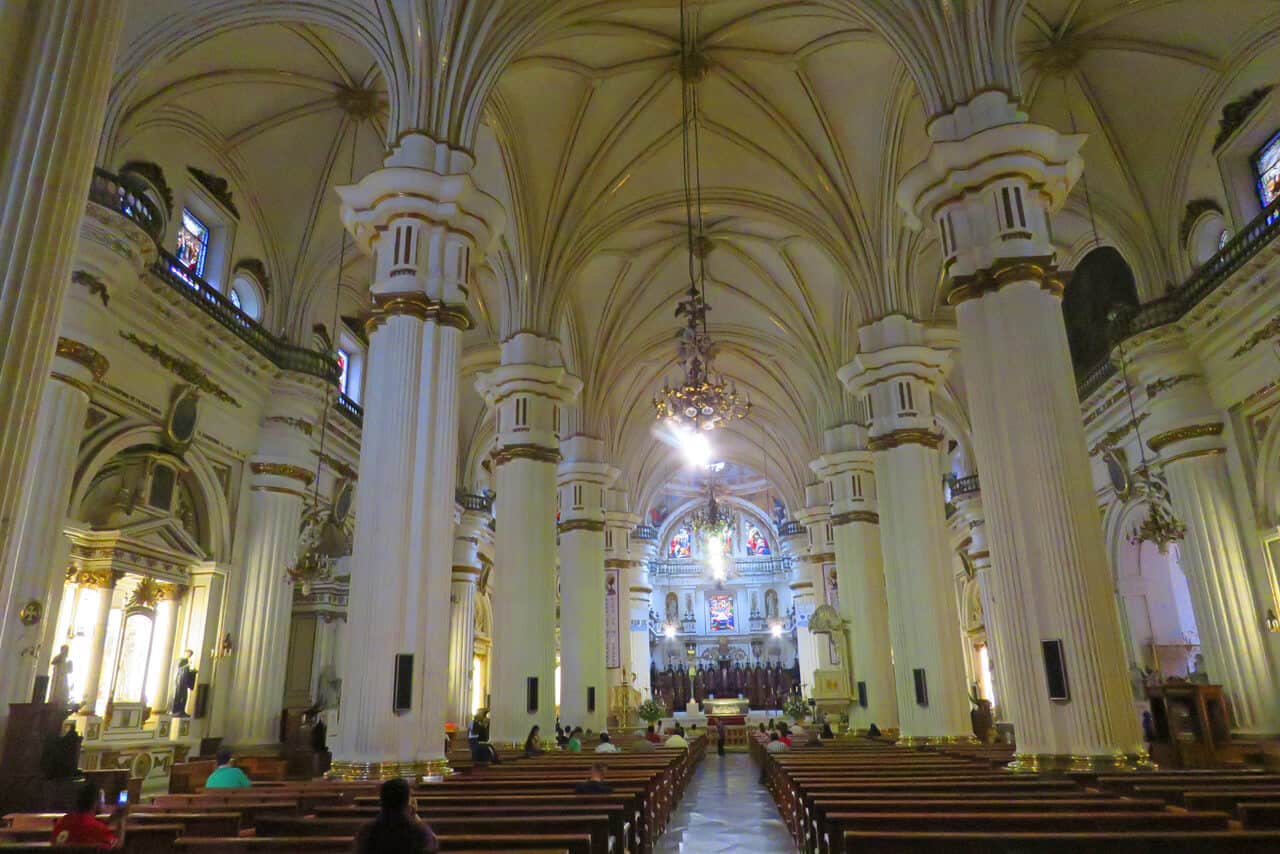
[{"x1": 654, "y1": 751, "x2": 797, "y2": 853}]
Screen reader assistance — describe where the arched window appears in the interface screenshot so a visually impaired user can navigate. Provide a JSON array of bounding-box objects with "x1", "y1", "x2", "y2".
[
  {"x1": 1062, "y1": 247, "x2": 1138, "y2": 374},
  {"x1": 176, "y1": 209, "x2": 210, "y2": 276},
  {"x1": 1255, "y1": 129, "x2": 1280, "y2": 208},
  {"x1": 227, "y1": 274, "x2": 263, "y2": 321},
  {"x1": 668, "y1": 525, "x2": 692, "y2": 559}
]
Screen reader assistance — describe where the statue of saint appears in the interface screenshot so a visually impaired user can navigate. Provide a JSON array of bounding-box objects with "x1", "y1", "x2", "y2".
[
  {"x1": 171, "y1": 649, "x2": 197, "y2": 716},
  {"x1": 48, "y1": 645, "x2": 73, "y2": 708}
]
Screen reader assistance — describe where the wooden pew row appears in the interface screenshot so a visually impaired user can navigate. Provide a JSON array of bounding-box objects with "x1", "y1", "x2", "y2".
[
  {"x1": 172, "y1": 837, "x2": 581, "y2": 853},
  {"x1": 0, "y1": 823, "x2": 182, "y2": 854},
  {"x1": 0, "y1": 812, "x2": 239, "y2": 838},
  {"x1": 256, "y1": 814, "x2": 613, "y2": 854},
  {"x1": 840, "y1": 828, "x2": 1280, "y2": 853}
]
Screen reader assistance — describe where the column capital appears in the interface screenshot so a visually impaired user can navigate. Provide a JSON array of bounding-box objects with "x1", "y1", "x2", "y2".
[
  {"x1": 838, "y1": 317, "x2": 953, "y2": 444},
  {"x1": 898, "y1": 113, "x2": 1084, "y2": 301}
]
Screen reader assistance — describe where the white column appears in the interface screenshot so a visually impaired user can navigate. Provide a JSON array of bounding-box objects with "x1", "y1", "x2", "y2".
[
  {"x1": 79, "y1": 572, "x2": 121, "y2": 712},
  {"x1": 0, "y1": 2, "x2": 124, "y2": 613},
  {"x1": 813, "y1": 426, "x2": 900, "y2": 733},
  {"x1": 899, "y1": 92, "x2": 1145, "y2": 768},
  {"x1": 222, "y1": 375, "x2": 324, "y2": 747},
  {"x1": 606, "y1": 491, "x2": 648, "y2": 703},
  {"x1": 477, "y1": 334, "x2": 581, "y2": 744},
  {"x1": 332, "y1": 134, "x2": 500, "y2": 779},
  {"x1": 1125, "y1": 333, "x2": 1280, "y2": 732},
  {"x1": 794, "y1": 489, "x2": 834, "y2": 696},
  {"x1": 149, "y1": 587, "x2": 184, "y2": 713},
  {"x1": 840, "y1": 317, "x2": 971, "y2": 743},
  {"x1": 556, "y1": 437, "x2": 619, "y2": 733},
  {"x1": 0, "y1": 345, "x2": 103, "y2": 713},
  {"x1": 954, "y1": 487, "x2": 1006, "y2": 716},
  {"x1": 446, "y1": 502, "x2": 490, "y2": 727},
  {"x1": 779, "y1": 523, "x2": 818, "y2": 690}
]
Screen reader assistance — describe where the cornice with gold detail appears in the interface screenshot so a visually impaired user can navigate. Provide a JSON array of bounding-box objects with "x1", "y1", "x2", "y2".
[
  {"x1": 50, "y1": 371, "x2": 94, "y2": 396},
  {"x1": 491, "y1": 442, "x2": 561, "y2": 467},
  {"x1": 946, "y1": 256, "x2": 1066, "y2": 306},
  {"x1": 1145, "y1": 374, "x2": 1199, "y2": 400},
  {"x1": 364, "y1": 292, "x2": 472, "y2": 335},
  {"x1": 56, "y1": 337, "x2": 109, "y2": 381},
  {"x1": 119, "y1": 331, "x2": 240, "y2": 407},
  {"x1": 605, "y1": 558, "x2": 641, "y2": 569},
  {"x1": 1147, "y1": 422, "x2": 1224, "y2": 454},
  {"x1": 868, "y1": 429, "x2": 943, "y2": 452},
  {"x1": 558, "y1": 518, "x2": 605, "y2": 535},
  {"x1": 250, "y1": 462, "x2": 316, "y2": 485},
  {"x1": 1089, "y1": 413, "x2": 1149, "y2": 456},
  {"x1": 831, "y1": 510, "x2": 879, "y2": 527},
  {"x1": 65, "y1": 566, "x2": 123, "y2": 589}
]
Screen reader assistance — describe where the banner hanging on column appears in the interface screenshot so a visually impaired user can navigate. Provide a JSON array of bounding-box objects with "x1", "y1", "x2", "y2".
[{"x1": 605, "y1": 569, "x2": 620, "y2": 668}]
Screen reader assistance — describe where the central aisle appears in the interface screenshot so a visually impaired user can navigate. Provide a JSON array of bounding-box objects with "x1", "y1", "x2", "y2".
[{"x1": 655, "y1": 751, "x2": 797, "y2": 853}]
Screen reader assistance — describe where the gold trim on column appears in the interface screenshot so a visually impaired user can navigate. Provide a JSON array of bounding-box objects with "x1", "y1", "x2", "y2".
[
  {"x1": 1160, "y1": 447, "x2": 1226, "y2": 466},
  {"x1": 868, "y1": 429, "x2": 943, "y2": 451},
  {"x1": 328, "y1": 757, "x2": 452, "y2": 781},
  {"x1": 491, "y1": 443, "x2": 561, "y2": 467},
  {"x1": 605, "y1": 558, "x2": 641, "y2": 569},
  {"x1": 1146, "y1": 422, "x2": 1223, "y2": 454},
  {"x1": 946, "y1": 256, "x2": 1066, "y2": 306},
  {"x1": 250, "y1": 462, "x2": 316, "y2": 485},
  {"x1": 56, "y1": 338, "x2": 108, "y2": 381},
  {"x1": 1007, "y1": 751, "x2": 1154, "y2": 773},
  {"x1": 451, "y1": 565, "x2": 482, "y2": 581},
  {"x1": 365, "y1": 292, "x2": 473, "y2": 334},
  {"x1": 50, "y1": 371, "x2": 94, "y2": 396},
  {"x1": 558, "y1": 519, "x2": 605, "y2": 535},
  {"x1": 897, "y1": 734, "x2": 979, "y2": 747},
  {"x1": 831, "y1": 510, "x2": 880, "y2": 527}
]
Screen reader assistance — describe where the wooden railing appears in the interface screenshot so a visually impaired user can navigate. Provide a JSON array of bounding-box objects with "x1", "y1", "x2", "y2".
[{"x1": 1077, "y1": 196, "x2": 1280, "y2": 399}]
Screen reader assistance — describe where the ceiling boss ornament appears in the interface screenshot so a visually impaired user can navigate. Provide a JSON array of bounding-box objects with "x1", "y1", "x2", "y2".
[{"x1": 652, "y1": 2, "x2": 749, "y2": 436}]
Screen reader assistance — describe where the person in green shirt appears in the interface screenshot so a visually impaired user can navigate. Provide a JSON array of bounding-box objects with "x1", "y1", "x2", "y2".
[
  {"x1": 566, "y1": 726, "x2": 583, "y2": 753},
  {"x1": 204, "y1": 749, "x2": 252, "y2": 789}
]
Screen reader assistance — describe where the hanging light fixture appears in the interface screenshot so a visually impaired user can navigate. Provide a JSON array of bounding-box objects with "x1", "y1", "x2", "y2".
[
  {"x1": 652, "y1": 0, "x2": 749, "y2": 434},
  {"x1": 285, "y1": 121, "x2": 361, "y2": 593}
]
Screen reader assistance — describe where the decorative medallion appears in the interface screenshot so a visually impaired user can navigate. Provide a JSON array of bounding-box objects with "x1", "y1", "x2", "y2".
[
  {"x1": 128, "y1": 577, "x2": 163, "y2": 609},
  {"x1": 164, "y1": 386, "x2": 200, "y2": 451},
  {"x1": 19, "y1": 600, "x2": 43, "y2": 626}
]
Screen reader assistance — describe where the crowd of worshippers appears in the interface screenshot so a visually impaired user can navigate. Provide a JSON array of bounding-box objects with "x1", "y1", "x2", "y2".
[
  {"x1": 651, "y1": 659, "x2": 801, "y2": 710},
  {"x1": 751, "y1": 717, "x2": 839, "y2": 753},
  {"x1": 465, "y1": 708, "x2": 697, "y2": 764}
]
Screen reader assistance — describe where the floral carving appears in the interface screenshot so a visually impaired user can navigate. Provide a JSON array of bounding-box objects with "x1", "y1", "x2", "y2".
[{"x1": 119, "y1": 331, "x2": 240, "y2": 407}]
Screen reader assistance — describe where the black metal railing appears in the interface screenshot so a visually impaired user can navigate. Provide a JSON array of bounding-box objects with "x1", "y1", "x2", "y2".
[
  {"x1": 633, "y1": 524, "x2": 658, "y2": 541},
  {"x1": 1077, "y1": 196, "x2": 1280, "y2": 399},
  {"x1": 457, "y1": 492, "x2": 494, "y2": 513},
  {"x1": 951, "y1": 474, "x2": 980, "y2": 498},
  {"x1": 89, "y1": 168, "x2": 164, "y2": 240},
  {"x1": 334, "y1": 393, "x2": 363, "y2": 426},
  {"x1": 778, "y1": 520, "x2": 805, "y2": 537}
]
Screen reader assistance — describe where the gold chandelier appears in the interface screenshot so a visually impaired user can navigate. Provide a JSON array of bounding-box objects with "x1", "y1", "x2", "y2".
[{"x1": 652, "y1": 2, "x2": 749, "y2": 434}]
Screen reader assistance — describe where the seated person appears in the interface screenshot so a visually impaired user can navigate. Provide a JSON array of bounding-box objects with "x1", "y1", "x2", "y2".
[
  {"x1": 524, "y1": 725, "x2": 544, "y2": 757},
  {"x1": 567, "y1": 726, "x2": 584, "y2": 752},
  {"x1": 205, "y1": 748, "x2": 252, "y2": 788},
  {"x1": 867, "y1": 722, "x2": 882, "y2": 739},
  {"x1": 643, "y1": 724, "x2": 662, "y2": 743},
  {"x1": 663, "y1": 728, "x2": 689, "y2": 749},
  {"x1": 52, "y1": 782, "x2": 123, "y2": 848},
  {"x1": 555, "y1": 724, "x2": 569, "y2": 747},
  {"x1": 821, "y1": 721, "x2": 835, "y2": 739},
  {"x1": 595, "y1": 731, "x2": 620, "y2": 753},
  {"x1": 355, "y1": 777, "x2": 438, "y2": 853},
  {"x1": 574, "y1": 762, "x2": 613, "y2": 794},
  {"x1": 633, "y1": 735, "x2": 657, "y2": 752},
  {"x1": 765, "y1": 731, "x2": 788, "y2": 753}
]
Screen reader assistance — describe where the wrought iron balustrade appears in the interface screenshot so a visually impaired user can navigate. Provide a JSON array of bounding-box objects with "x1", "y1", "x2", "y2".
[
  {"x1": 648, "y1": 556, "x2": 792, "y2": 578},
  {"x1": 1077, "y1": 196, "x2": 1280, "y2": 399},
  {"x1": 950, "y1": 474, "x2": 980, "y2": 498},
  {"x1": 90, "y1": 168, "x2": 163, "y2": 240},
  {"x1": 334, "y1": 393, "x2": 363, "y2": 426},
  {"x1": 456, "y1": 492, "x2": 494, "y2": 513},
  {"x1": 633, "y1": 524, "x2": 658, "y2": 541},
  {"x1": 778, "y1": 520, "x2": 805, "y2": 537}
]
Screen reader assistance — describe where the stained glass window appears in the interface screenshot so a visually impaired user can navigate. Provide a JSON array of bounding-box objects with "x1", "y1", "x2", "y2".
[
  {"x1": 176, "y1": 209, "x2": 210, "y2": 277},
  {"x1": 336, "y1": 348, "x2": 350, "y2": 395},
  {"x1": 708, "y1": 593, "x2": 735, "y2": 631},
  {"x1": 1256, "y1": 130, "x2": 1280, "y2": 208},
  {"x1": 745, "y1": 524, "x2": 771, "y2": 556},
  {"x1": 668, "y1": 525, "x2": 692, "y2": 559}
]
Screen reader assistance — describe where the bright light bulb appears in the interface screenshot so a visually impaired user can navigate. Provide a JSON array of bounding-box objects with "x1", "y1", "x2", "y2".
[
  {"x1": 771, "y1": 623, "x2": 783, "y2": 638},
  {"x1": 664, "y1": 624, "x2": 677, "y2": 639},
  {"x1": 678, "y1": 428, "x2": 712, "y2": 468},
  {"x1": 708, "y1": 539, "x2": 725, "y2": 580}
]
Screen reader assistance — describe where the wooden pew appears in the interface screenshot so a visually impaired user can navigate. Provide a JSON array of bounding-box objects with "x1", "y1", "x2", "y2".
[
  {"x1": 840, "y1": 828, "x2": 1280, "y2": 853},
  {"x1": 1238, "y1": 802, "x2": 1280, "y2": 829},
  {"x1": 255, "y1": 813, "x2": 613, "y2": 854}
]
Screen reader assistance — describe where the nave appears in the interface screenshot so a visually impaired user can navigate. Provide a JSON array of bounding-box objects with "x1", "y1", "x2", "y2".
[{"x1": 656, "y1": 752, "x2": 796, "y2": 854}]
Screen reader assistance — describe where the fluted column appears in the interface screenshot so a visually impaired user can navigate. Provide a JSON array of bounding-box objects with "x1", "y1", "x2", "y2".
[
  {"x1": 556, "y1": 437, "x2": 619, "y2": 732},
  {"x1": 224, "y1": 376, "x2": 324, "y2": 747},
  {"x1": 332, "y1": 134, "x2": 501, "y2": 778},
  {"x1": 812, "y1": 425, "x2": 899, "y2": 733},
  {"x1": 477, "y1": 334, "x2": 581, "y2": 743},
  {"x1": 79, "y1": 571, "x2": 122, "y2": 712},
  {"x1": 605, "y1": 490, "x2": 646, "y2": 704},
  {"x1": 631, "y1": 526, "x2": 661, "y2": 697},
  {"x1": 1124, "y1": 331, "x2": 1280, "y2": 732},
  {"x1": 840, "y1": 317, "x2": 971, "y2": 743},
  {"x1": 899, "y1": 92, "x2": 1144, "y2": 768},
  {"x1": 0, "y1": 342, "x2": 106, "y2": 716},
  {"x1": 149, "y1": 586, "x2": 184, "y2": 713},
  {"x1": 779, "y1": 522, "x2": 817, "y2": 688},
  {"x1": 953, "y1": 484, "x2": 1005, "y2": 715},
  {"x1": 0, "y1": 3, "x2": 124, "y2": 615},
  {"x1": 794, "y1": 490, "x2": 834, "y2": 695},
  {"x1": 447, "y1": 501, "x2": 490, "y2": 727}
]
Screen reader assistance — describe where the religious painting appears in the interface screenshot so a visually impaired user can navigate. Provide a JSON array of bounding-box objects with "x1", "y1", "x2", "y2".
[
  {"x1": 176, "y1": 209, "x2": 210, "y2": 277},
  {"x1": 669, "y1": 525, "x2": 692, "y2": 558},
  {"x1": 745, "y1": 524, "x2": 771, "y2": 556},
  {"x1": 1255, "y1": 129, "x2": 1280, "y2": 208},
  {"x1": 708, "y1": 594, "x2": 736, "y2": 632}
]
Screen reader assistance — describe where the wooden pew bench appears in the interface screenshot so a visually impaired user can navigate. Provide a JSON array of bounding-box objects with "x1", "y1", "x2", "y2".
[
  {"x1": 840, "y1": 828, "x2": 1280, "y2": 853},
  {"x1": 256, "y1": 813, "x2": 613, "y2": 854},
  {"x1": 1238, "y1": 802, "x2": 1280, "y2": 829}
]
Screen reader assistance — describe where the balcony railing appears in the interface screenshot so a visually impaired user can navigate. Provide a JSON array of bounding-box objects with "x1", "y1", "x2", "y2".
[
  {"x1": 649, "y1": 556, "x2": 793, "y2": 578},
  {"x1": 633, "y1": 525, "x2": 658, "y2": 541},
  {"x1": 778, "y1": 520, "x2": 805, "y2": 537},
  {"x1": 334, "y1": 393, "x2": 363, "y2": 426},
  {"x1": 1077, "y1": 196, "x2": 1280, "y2": 399},
  {"x1": 89, "y1": 168, "x2": 163, "y2": 240},
  {"x1": 951, "y1": 474, "x2": 980, "y2": 498},
  {"x1": 456, "y1": 492, "x2": 494, "y2": 513}
]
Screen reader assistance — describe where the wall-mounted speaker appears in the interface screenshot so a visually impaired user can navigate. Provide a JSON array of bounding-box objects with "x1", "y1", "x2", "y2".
[
  {"x1": 393, "y1": 654, "x2": 413, "y2": 713},
  {"x1": 912, "y1": 668, "x2": 929, "y2": 707},
  {"x1": 587, "y1": 686, "x2": 596, "y2": 713},
  {"x1": 1042, "y1": 640, "x2": 1070, "y2": 701},
  {"x1": 856, "y1": 681, "x2": 867, "y2": 708},
  {"x1": 527, "y1": 677, "x2": 539, "y2": 714}
]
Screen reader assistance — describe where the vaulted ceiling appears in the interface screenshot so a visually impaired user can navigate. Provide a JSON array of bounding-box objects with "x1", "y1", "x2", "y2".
[{"x1": 105, "y1": 0, "x2": 1280, "y2": 515}]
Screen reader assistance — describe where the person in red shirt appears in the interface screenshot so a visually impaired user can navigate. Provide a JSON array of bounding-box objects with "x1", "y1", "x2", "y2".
[
  {"x1": 51, "y1": 782, "x2": 123, "y2": 848},
  {"x1": 644, "y1": 724, "x2": 662, "y2": 744}
]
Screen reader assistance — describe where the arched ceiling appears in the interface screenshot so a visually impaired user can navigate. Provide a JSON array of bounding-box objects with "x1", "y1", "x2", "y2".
[{"x1": 108, "y1": 0, "x2": 1280, "y2": 511}]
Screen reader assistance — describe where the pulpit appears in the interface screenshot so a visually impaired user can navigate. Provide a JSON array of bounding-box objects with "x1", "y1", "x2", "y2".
[{"x1": 1146, "y1": 681, "x2": 1231, "y2": 768}]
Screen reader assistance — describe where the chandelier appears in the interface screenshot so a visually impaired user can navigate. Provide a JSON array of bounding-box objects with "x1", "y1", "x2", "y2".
[
  {"x1": 652, "y1": 2, "x2": 749, "y2": 433},
  {"x1": 1111, "y1": 311, "x2": 1187, "y2": 554}
]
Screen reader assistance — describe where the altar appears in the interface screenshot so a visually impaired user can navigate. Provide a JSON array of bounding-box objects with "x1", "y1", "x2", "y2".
[{"x1": 704, "y1": 697, "x2": 750, "y2": 719}]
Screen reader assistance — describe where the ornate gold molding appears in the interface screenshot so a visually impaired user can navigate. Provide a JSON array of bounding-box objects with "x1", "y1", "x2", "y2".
[
  {"x1": 56, "y1": 338, "x2": 109, "y2": 381},
  {"x1": 265, "y1": 415, "x2": 314, "y2": 436},
  {"x1": 868, "y1": 429, "x2": 943, "y2": 451},
  {"x1": 119, "y1": 331, "x2": 240, "y2": 407},
  {"x1": 1145, "y1": 374, "x2": 1199, "y2": 400},
  {"x1": 250, "y1": 462, "x2": 316, "y2": 485},
  {"x1": 1160, "y1": 446, "x2": 1227, "y2": 466},
  {"x1": 558, "y1": 518, "x2": 605, "y2": 535},
  {"x1": 72, "y1": 270, "x2": 110, "y2": 307},
  {"x1": 1147, "y1": 422, "x2": 1223, "y2": 454},
  {"x1": 313, "y1": 450, "x2": 358, "y2": 481},
  {"x1": 809, "y1": 552, "x2": 836, "y2": 563},
  {"x1": 328, "y1": 757, "x2": 451, "y2": 781},
  {"x1": 1089, "y1": 413, "x2": 1149, "y2": 456},
  {"x1": 1007, "y1": 751, "x2": 1153, "y2": 773},
  {"x1": 365, "y1": 292, "x2": 473, "y2": 335},
  {"x1": 50, "y1": 371, "x2": 93, "y2": 396},
  {"x1": 831, "y1": 510, "x2": 879, "y2": 527},
  {"x1": 491, "y1": 443, "x2": 561, "y2": 467},
  {"x1": 65, "y1": 567, "x2": 121, "y2": 589},
  {"x1": 605, "y1": 558, "x2": 641, "y2": 569},
  {"x1": 451, "y1": 565, "x2": 482, "y2": 580},
  {"x1": 1232, "y1": 317, "x2": 1280, "y2": 360},
  {"x1": 946, "y1": 256, "x2": 1066, "y2": 306}
]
